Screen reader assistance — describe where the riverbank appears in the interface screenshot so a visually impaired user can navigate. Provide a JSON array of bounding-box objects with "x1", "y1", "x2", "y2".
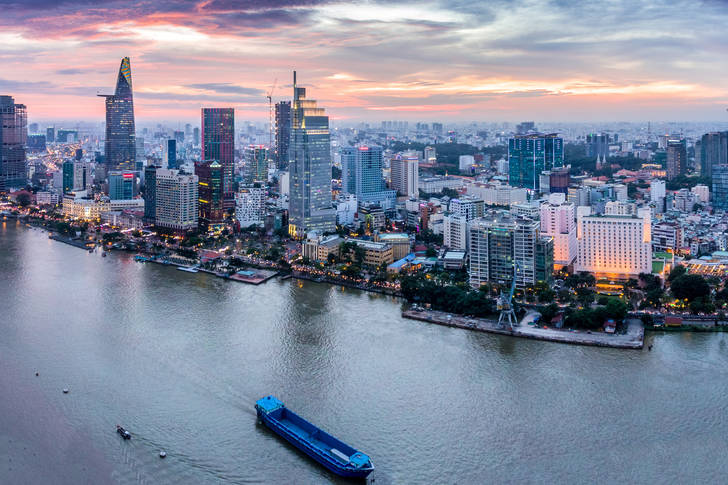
[
  {"x1": 291, "y1": 270, "x2": 401, "y2": 296},
  {"x1": 402, "y1": 308, "x2": 644, "y2": 349}
]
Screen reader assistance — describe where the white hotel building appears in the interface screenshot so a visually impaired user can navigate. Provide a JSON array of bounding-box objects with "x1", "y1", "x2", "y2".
[
  {"x1": 155, "y1": 169, "x2": 198, "y2": 231},
  {"x1": 575, "y1": 205, "x2": 652, "y2": 278}
]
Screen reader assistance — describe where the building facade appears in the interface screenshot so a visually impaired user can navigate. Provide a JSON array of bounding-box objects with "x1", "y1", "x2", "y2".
[
  {"x1": 201, "y1": 107, "x2": 235, "y2": 194},
  {"x1": 100, "y1": 57, "x2": 135, "y2": 170},
  {"x1": 275, "y1": 101, "x2": 291, "y2": 169},
  {"x1": 575, "y1": 207, "x2": 652, "y2": 278},
  {"x1": 288, "y1": 72, "x2": 336, "y2": 238},
  {"x1": 666, "y1": 138, "x2": 687, "y2": 180},
  {"x1": 235, "y1": 185, "x2": 266, "y2": 228},
  {"x1": 108, "y1": 171, "x2": 136, "y2": 200},
  {"x1": 540, "y1": 193, "x2": 577, "y2": 268},
  {"x1": 0, "y1": 95, "x2": 27, "y2": 191},
  {"x1": 195, "y1": 160, "x2": 224, "y2": 228},
  {"x1": 155, "y1": 169, "x2": 198, "y2": 231},
  {"x1": 508, "y1": 133, "x2": 563, "y2": 191},
  {"x1": 698, "y1": 131, "x2": 728, "y2": 177},
  {"x1": 390, "y1": 153, "x2": 419, "y2": 198},
  {"x1": 712, "y1": 164, "x2": 728, "y2": 211},
  {"x1": 243, "y1": 145, "x2": 268, "y2": 184}
]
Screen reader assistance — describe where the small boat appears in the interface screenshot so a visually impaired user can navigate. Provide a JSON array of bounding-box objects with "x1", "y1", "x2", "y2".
[
  {"x1": 177, "y1": 266, "x2": 199, "y2": 273},
  {"x1": 116, "y1": 425, "x2": 131, "y2": 440},
  {"x1": 255, "y1": 396, "x2": 374, "y2": 478},
  {"x1": 102, "y1": 252, "x2": 107, "y2": 258}
]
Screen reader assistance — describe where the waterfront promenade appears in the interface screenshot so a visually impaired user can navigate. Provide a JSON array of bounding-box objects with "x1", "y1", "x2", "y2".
[{"x1": 402, "y1": 308, "x2": 644, "y2": 349}]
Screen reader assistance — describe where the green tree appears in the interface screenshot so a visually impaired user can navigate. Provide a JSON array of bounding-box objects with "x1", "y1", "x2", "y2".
[
  {"x1": 668, "y1": 264, "x2": 687, "y2": 282},
  {"x1": 670, "y1": 274, "x2": 710, "y2": 302}
]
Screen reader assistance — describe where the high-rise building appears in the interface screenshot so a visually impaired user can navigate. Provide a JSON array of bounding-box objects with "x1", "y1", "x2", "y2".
[
  {"x1": 698, "y1": 131, "x2": 728, "y2": 177},
  {"x1": 27, "y1": 134, "x2": 46, "y2": 151},
  {"x1": 28, "y1": 122, "x2": 38, "y2": 134},
  {"x1": 390, "y1": 153, "x2": 419, "y2": 198},
  {"x1": 288, "y1": 71, "x2": 336, "y2": 238},
  {"x1": 540, "y1": 193, "x2": 576, "y2": 268},
  {"x1": 443, "y1": 197, "x2": 484, "y2": 251},
  {"x1": 575, "y1": 206, "x2": 652, "y2": 278},
  {"x1": 195, "y1": 160, "x2": 224, "y2": 228},
  {"x1": 244, "y1": 145, "x2": 268, "y2": 183},
  {"x1": 99, "y1": 57, "x2": 135, "y2": 170},
  {"x1": 201, "y1": 107, "x2": 234, "y2": 195},
  {"x1": 62, "y1": 160, "x2": 89, "y2": 194},
  {"x1": 108, "y1": 171, "x2": 136, "y2": 199},
  {"x1": 651, "y1": 179, "x2": 666, "y2": 202},
  {"x1": 173, "y1": 130, "x2": 184, "y2": 144},
  {"x1": 46, "y1": 127, "x2": 55, "y2": 144},
  {"x1": 340, "y1": 145, "x2": 396, "y2": 211},
  {"x1": 666, "y1": 138, "x2": 687, "y2": 180},
  {"x1": 0, "y1": 95, "x2": 27, "y2": 191},
  {"x1": 193, "y1": 127, "x2": 200, "y2": 146},
  {"x1": 586, "y1": 133, "x2": 610, "y2": 158},
  {"x1": 508, "y1": 133, "x2": 563, "y2": 191},
  {"x1": 423, "y1": 146, "x2": 436, "y2": 166},
  {"x1": 235, "y1": 184, "x2": 266, "y2": 228},
  {"x1": 712, "y1": 164, "x2": 728, "y2": 211},
  {"x1": 155, "y1": 168, "x2": 198, "y2": 231},
  {"x1": 144, "y1": 165, "x2": 157, "y2": 222},
  {"x1": 275, "y1": 101, "x2": 291, "y2": 169},
  {"x1": 469, "y1": 211, "x2": 550, "y2": 289},
  {"x1": 163, "y1": 139, "x2": 177, "y2": 169}
]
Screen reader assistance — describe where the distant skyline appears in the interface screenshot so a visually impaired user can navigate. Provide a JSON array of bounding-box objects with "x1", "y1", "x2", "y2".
[{"x1": 2, "y1": 0, "x2": 727, "y2": 122}]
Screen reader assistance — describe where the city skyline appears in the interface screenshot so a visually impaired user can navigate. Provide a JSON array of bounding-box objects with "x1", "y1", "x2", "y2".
[{"x1": 1, "y1": 0, "x2": 727, "y2": 122}]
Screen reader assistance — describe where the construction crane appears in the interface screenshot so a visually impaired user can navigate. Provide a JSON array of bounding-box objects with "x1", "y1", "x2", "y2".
[
  {"x1": 266, "y1": 78, "x2": 277, "y2": 156},
  {"x1": 497, "y1": 262, "x2": 519, "y2": 329}
]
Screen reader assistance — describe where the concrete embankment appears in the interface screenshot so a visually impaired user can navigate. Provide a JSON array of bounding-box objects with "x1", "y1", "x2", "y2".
[{"x1": 402, "y1": 309, "x2": 644, "y2": 349}]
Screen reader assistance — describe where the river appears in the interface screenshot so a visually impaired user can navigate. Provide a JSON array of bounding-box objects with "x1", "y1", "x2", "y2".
[{"x1": 1, "y1": 221, "x2": 727, "y2": 484}]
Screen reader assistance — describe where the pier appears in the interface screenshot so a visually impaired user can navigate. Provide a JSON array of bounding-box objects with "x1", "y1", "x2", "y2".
[{"x1": 402, "y1": 308, "x2": 644, "y2": 349}]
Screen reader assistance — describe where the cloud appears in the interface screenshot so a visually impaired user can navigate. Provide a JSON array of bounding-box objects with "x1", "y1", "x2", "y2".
[
  {"x1": 185, "y1": 83, "x2": 264, "y2": 95},
  {"x1": 56, "y1": 68, "x2": 84, "y2": 75}
]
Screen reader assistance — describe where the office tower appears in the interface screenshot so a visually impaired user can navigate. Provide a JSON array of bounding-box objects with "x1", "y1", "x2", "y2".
[
  {"x1": 201, "y1": 107, "x2": 234, "y2": 194},
  {"x1": 155, "y1": 168, "x2": 198, "y2": 231},
  {"x1": 651, "y1": 179, "x2": 666, "y2": 201},
  {"x1": 235, "y1": 185, "x2": 266, "y2": 227},
  {"x1": 548, "y1": 166, "x2": 570, "y2": 194},
  {"x1": 144, "y1": 165, "x2": 157, "y2": 222},
  {"x1": 288, "y1": 71, "x2": 336, "y2": 238},
  {"x1": 135, "y1": 136, "x2": 145, "y2": 164},
  {"x1": 163, "y1": 139, "x2": 176, "y2": 169},
  {"x1": 340, "y1": 148, "x2": 357, "y2": 194},
  {"x1": 432, "y1": 123, "x2": 443, "y2": 134},
  {"x1": 28, "y1": 122, "x2": 38, "y2": 134},
  {"x1": 348, "y1": 146, "x2": 396, "y2": 210},
  {"x1": 195, "y1": 160, "x2": 224, "y2": 228},
  {"x1": 540, "y1": 193, "x2": 576, "y2": 268},
  {"x1": 99, "y1": 57, "x2": 135, "y2": 170},
  {"x1": 698, "y1": 132, "x2": 728, "y2": 177},
  {"x1": 508, "y1": 133, "x2": 563, "y2": 191},
  {"x1": 469, "y1": 211, "x2": 549, "y2": 289},
  {"x1": 27, "y1": 134, "x2": 46, "y2": 151},
  {"x1": 712, "y1": 165, "x2": 728, "y2": 210},
  {"x1": 575, "y1": 206, "x2": 652, "y2": 278},
  {"x1": 62, "y1": 160, "x2": 89, "y2": 194},
  {"x1": 390, "y1": 153, "x2": 419, "y2": 198},
  {"x1": 586, "y1": 133, "x2": 610, "y2": 158},
  {"x1": 275, "y1": 101, "x2": 291, "y2": 169},
  {"x1": 244, "y1": 145, "x2": 268, "y2": 183},
  {"x1": 666, "y1": 138, "x2": 687, "y2": 180},
  {"x1": 184, "y1": 123, "x2": 191, "y2": 139},
  {"x1": 46, "y1": 126, "x2": 55, "y2": 143},
  {"x1": 108, "y1": 171, "x2": 136, "y2": 199},
  {"x1": 193, "y1": 127, "x2": 200, "y2": 146},
  {"x1": 0, "y1": 95, "x2": 27, "y2": 191},
  {"x1": 174, "y1": 130, "x2": 184, "y2": 144}
]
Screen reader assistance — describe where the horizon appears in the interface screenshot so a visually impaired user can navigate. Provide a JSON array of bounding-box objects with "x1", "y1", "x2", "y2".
[{"x1": 2, "y1": 0, "x2": 727, "y2": 123}]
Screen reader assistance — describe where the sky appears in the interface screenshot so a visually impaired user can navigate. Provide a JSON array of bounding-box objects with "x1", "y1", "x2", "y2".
[{"x1": 1, "y1": 0, "x2": 727, "y2": 123}]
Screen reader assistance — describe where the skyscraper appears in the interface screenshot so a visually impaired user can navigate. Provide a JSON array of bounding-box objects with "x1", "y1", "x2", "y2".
[
  {"x1": 712, "y1": 164, "x2": 728, "y2": 210},
  {"x1": 698, "y1": 131, "x2": 728, "y2": 177},
  {"x1": 275, "y1": 101, "x2": 291, "y2": 169},
  {"x1": 0, "y1": 95, "x2": 27, "y2": 191},
  {"x1": 46, "y1": 126, "x2": 55, "y2": 144},
  {"x1": 666, "y1": 137, "x2": 687, "y2": 180},
  {"x1": 201, "y1": 107, "x2": 234, "y2": 195},
  {"x1": 390, "y1": 153, "x2": 419, "y2": 198},
  {"x1": 340, "y1": 146, "x2": 396, "y2": 211},
  {"x1": 195, "y1": 160, "x2": 224, "y2": 228},
  {"x1": 540, "y1": 193, "x2": 577, "y2": 269},
  {"x1": 144, "y1": 165, "x2": 157, "y2": 222},
  {"x1": 288, "y1": 71, "x2": 336, "y2": 238},
  {"x1": 163, "y1": 139, "x2": 177, "y2": 169},
  {"x1": 99, "y1": 57, "x2": 135, "y2": 171},
  {"x1": 244, "y1": 145, "x2": 268, "y2": 183},
  {"x1": 508, "y1": 133, "x2": 563, "y2": 191}
]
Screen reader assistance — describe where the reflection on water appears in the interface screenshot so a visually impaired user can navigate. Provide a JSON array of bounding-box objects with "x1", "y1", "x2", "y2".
[{"x1": 1, "y1": 223, "x2": 728, "y2": 484}]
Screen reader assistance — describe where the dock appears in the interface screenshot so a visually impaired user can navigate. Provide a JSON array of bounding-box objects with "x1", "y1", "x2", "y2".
[
  {"x1": 402, "y1": 308, "x2": 644, "y2": 349},
  {"x1": 227, "y1": 269, "x2": 278, "y2": 285},
  {"x1": 49, "y1": 233, "x2": 95, "y2": 250}
]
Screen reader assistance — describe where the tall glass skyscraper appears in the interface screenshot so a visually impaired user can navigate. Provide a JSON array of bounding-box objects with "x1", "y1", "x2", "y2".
[
  {"x1": 100, "y1": 57, "x2": 135, "y2": 171},
  {"x1": 508, "y1": 133, "x2": 563, "y2": 191},
  {"x1": 275, "y1": 101, "x2": 291, "y2": 169},
  {"x1": 201, "y1": 107, "x2": 234, "y2": 195},
  {"x1": 0, "y1": 95, "x2": 27, "y2": 191},
  {"x1": 288, "y1": 71, "x2": 336, "y2": 238},
  {"x1": 341, "y1": 145, "x2": 396, "y2": 210},
  {"x1": 712, "y1": 164, "x2": 728, "y2": 210},
  {"x1": 195, "y1": 160, "x2": 224, "y2": 229}
]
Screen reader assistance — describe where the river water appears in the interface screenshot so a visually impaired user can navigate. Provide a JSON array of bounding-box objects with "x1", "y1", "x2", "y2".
[{"x1": 1, "y1": 222, "x2": 728, "y2": 484}]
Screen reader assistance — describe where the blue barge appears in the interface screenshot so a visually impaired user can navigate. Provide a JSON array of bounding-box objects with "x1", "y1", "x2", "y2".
[{"x1": 255, "y1": 396, "x2": 374, "y2": 478}]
